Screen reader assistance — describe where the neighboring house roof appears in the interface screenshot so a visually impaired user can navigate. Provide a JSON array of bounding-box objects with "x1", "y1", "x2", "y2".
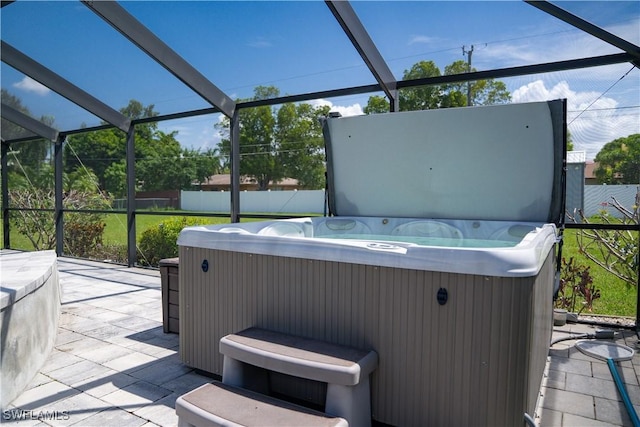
[
  {"x1": 198, "y1": 174, "x2": 300, "y2": 189},
  {"x1": 585, "y1": 161, "x2": 598, "y2": 181},
  {"x1": 199, "y1": 174, "x2": 255, "y2": 186}
]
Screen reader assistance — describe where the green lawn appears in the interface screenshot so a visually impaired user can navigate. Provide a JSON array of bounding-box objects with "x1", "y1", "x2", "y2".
[
  {"x1": 101, "y1": 213, "x2": 232, "y2": 244},
  {"x1": 3, "y1": 214, "x2": 637, "y2": 318},
  {"x1": 1, "y1": 212, "x2": 231, "y2": 249},
  {"x1": 560, "y1": 228, "x2": 637, "y2": 318},
  {"x1": 1, "y1": 211, "x2": 315, "y2": 249}
]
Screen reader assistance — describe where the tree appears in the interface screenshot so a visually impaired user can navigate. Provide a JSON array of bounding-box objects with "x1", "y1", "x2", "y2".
[
  {"x1": 64, "y1": 127, "x2": 126, "y2": 191},
  {"x1": 8, "y1": 165, "x2": 112, "y2": 254},
  {"x1": 192, "y1": 148, "x2": 224, "y2": 186},
  {"x1": 217, "y1": 86, "x2": 328, "y2": 190},
  {"x1": 399, "y1": 60, "x2": 442, "y2": 111},
  {"x1": 567, "y1": 130, "x2": 574, "y2": 152},
  {"x1": 363, "y1": 95, "x2": 391, "y2": 115},
  {"x1": 364, "y1": 59, "x2": 510, "y2": 113},
  {"x1": 137, "y1": 145, "x2": 222, "y2": 192},
  {"x1": 275, "y1": 102, "x2": 329, "y2": 189},
  {"x1": 568, "y1": 190, "x2": 638, "y2": 289},
  {"x1": 442, "y1": 60, "x2": 510, "y2": 106},
  {"x1": 2, "y1": 89, "x2": 54, "y2": 174},
  {"x1": 65, "y1": 100, "x2": 222, "y2": 197},
  {"x1": 1, "y1": 89, "x2": 28, "y2": 141},
  {"x1": 104, "y1": 160, "x2": 127, "y2": 197},
  {"x1": 220, "y1": 86, "x2": 279, "y2": 191},
  {"x1": 64, "y1": 99, "x2": 160, "y2": 192},
  {"x1": 594, "y1": 134, "x2": 640, "y2": 184}
]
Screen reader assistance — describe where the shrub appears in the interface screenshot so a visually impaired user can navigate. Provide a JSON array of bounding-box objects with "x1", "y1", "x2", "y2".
[
  {"x1": 555, "y1": 257, "x2": 600, "y2": 314},
  {"x1": 65, "y1": 220, "x2": 106, "y2": 258},
  {"x1": 91, "y1": 243, "x2": 128, "y2": 264},
  {"x1": 63, "y1": 191, "x2": 111, "y2": 257},
  {"x1": 9, "y1": 188, "x2": 57, "y2": 250},
  {"x1": 138, "y1": 217, "x2": 204, "y2": 267},
  {"x1": 568, "y1": 190, "x2": 638, "y2": 289},
  {"x1": 9, "y1": 188, "x2": 111, "y2": 255}
]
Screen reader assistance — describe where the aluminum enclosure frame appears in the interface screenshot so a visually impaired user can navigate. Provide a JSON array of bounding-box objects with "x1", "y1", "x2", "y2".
[
  {"x1": 1, "y1": 1, "x2": 638, "y2": 317},
  {"x1": 1, "y1": 41, "x2": 130, "y2": 132}
]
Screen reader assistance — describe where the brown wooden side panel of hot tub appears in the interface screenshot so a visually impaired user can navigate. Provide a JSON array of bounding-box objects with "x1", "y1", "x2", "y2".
[{"x1": 179, "y1": 245, "x2": 553, "y2": 427}]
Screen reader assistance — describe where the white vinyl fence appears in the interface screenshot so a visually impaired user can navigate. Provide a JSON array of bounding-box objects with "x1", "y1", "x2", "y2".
[
  {"x1": 181, "y1": 185, "x2": 638, "y2": 219},
  {"x1": 181, "y1": 190, "x2": 325, "y2": 214},
  {"x1": 581, "y1": 185, "x2": 639, "y2": 219}
]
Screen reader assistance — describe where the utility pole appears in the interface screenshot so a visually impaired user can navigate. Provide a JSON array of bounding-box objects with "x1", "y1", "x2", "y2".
[{"x1": 462, "y1": 45, "x2": 474, "y2": 106}]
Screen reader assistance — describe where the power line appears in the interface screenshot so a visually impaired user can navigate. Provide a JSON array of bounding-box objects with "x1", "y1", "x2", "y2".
[
  {"x1": 568, "y1": 66, "x2": 636, "y2": 126},
  {"x1": 220, "y1": 19, "x2": 636, "y2": 95},
  {"x1": 568, "y1": 105, "x2": 639, "y2": 113}
]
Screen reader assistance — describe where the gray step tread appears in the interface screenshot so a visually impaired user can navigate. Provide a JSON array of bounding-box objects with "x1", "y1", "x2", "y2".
[
  {"x1": 176, "y1": 381, "x2": 347, "y2": 427},
  {"x1": 220, "y1": 328, "x2": 378, "y2": 386}
]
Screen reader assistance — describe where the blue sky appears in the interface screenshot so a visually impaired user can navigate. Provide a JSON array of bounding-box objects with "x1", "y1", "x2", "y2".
[{"x1": 1, "y1": 1, "x2": 639, "y2": 159}]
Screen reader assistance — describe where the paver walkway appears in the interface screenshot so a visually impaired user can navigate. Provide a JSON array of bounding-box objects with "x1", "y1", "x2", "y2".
[
  {"x1": 3, "y1": 257, "x2": 213, "y2": 426},
  {"x1": 2, "y1": 255, "x2": 640, "y2": 426},
  {"x1": 537, "y1": 322, "x2": 640, "y2": 427}
]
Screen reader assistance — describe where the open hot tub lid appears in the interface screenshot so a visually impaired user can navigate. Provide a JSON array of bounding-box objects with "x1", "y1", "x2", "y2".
[{"x1": 322, "y1": 100, "x2": 566, "y2": 225}]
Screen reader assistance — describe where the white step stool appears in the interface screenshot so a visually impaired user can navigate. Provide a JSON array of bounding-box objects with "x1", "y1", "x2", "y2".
[{"x1": 219, "y1": 328, "x2": 378, "y2": 427}]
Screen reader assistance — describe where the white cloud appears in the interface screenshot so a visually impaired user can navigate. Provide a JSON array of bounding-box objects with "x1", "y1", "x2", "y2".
[
  {"x1": 511, "y1": 80, "x2": 574, "y2": 103},
  {"x1": 247, "y1": 37, "x2": 272, "y2": 48},
  {"x1": 479, "y1": 17, "x2": 640, "y2": 72},
  {"x1": 158, "y1": 115, "x2": 225, "y2": 151},
  {"x1": 481, "y1": 41, "x2": 542, "y2": 67},
  {"x1": 512, "y1": 79, "x2": 639, "y2": 159},
  {"x1": 606, "y1": 19, "x2": 640, "y2": 46},
  {"x1": 409, "y1": 35, "x2": 436, "y2": 45},
  {"x1": 310, "y1": 99, "x2": 363, "y2": 117},
  {"x1": 13, "y1": 76, "x2": 50, "y2": 96}
]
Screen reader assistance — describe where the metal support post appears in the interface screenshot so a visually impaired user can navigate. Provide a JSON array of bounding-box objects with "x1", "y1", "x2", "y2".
[
  {"x1": 389, "y1": 89, "x2": 399, "y2": 112},
  {"x1": 636, "y1": 202, "x2": 640, "y2": 335},
  {"x1": 230, "y1": 109, "x2": 240, "y2": 223},
  {"x1": 126, "y1": 126, "x2": 137, "y2": 266},
  {"x1": 54, "y1": 136, "x2": 64, "y2": 256},
  {"x1": 636, "y1": 227, "x2": 639, "y2": 335},
  {"x1": 1, "y1": 141, "x2": 9, "y2": 248}
]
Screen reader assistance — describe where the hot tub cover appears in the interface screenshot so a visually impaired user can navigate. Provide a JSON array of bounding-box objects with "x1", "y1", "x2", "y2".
[{"x1": 322, "y1": 100, "x2": 565, "y2": 224}]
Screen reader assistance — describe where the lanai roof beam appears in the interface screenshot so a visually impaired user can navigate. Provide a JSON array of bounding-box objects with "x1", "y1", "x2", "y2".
[
  {"x1": 1, "y1": 41, "x2": 131, "y2": 132},
  {"x1": 326, "y1": 0, "x2": 399, "y2": 111},
  {"x1": 1, "y1": 102, "x2": 59, "y2": 142},
  {"x1": 83, "y1": 0, "x2": 237, "y2": 118},
  {"x1": 526, "y1": 0, "x2": 640, "y2": 68}
]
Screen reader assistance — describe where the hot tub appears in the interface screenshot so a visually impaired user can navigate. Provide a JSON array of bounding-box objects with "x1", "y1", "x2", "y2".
[
  {"x1": 179, "y1": 216, "x2": 557, "y2": 277},
  {"x1": 178, "y1": 100, "x2": 566, "y2": 426}
]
